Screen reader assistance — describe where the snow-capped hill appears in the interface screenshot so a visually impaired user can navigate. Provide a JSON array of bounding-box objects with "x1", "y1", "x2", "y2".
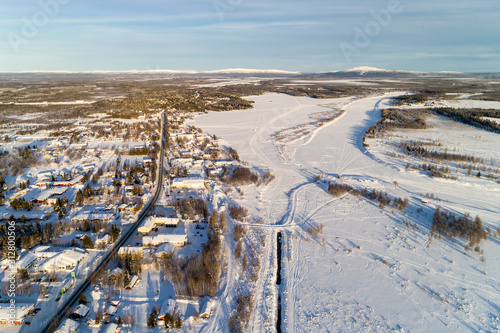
[
  {"x1": 332, "y1": 66, "x2": 423, "y2": 75},
  {"x1": 436, "y1": 70, "x2": 465, "y2": 74},
  {"x1": 317, "y1": 66, "x2": 425, "y2": 77},
  {"x1": 126, "y1": 69, "x2": 198, "y2": 74},
  {"x1": 6, "y1": 68, "x2": 301, "y2": 75},
  {"x1": 200, "y1": 68, "x2": 301, "y2": 75},
  {"x1": 8, "y1": 69, "x2": 199, "y2": 75},
  {"x1": 343, "y1": 66, "x2": 393, "y2": 74}
]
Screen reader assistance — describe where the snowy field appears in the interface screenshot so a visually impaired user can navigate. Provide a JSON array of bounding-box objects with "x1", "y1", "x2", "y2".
[
  {"x1": 188, "y1": 92, "x2": 500, "y2": 332},
  {"x1": 288, "y1": 80, "x2": 378, "y2": 86},
  {"x1": 447, "y1": 100, "x2": 500, "y2": 110},
  {"x1": 195, "y1": 78, "x2": 265, "y2": 88}
]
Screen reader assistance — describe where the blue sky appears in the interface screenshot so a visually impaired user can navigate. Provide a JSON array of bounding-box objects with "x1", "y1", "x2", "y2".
[{"x1": 0, "y1": 0, "x2": 499, "y2": 72}]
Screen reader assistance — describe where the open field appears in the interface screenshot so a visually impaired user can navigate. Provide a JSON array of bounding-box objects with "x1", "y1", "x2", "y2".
[{"x1": 189, "y1": 88, "x2": 500, "y2": 332}]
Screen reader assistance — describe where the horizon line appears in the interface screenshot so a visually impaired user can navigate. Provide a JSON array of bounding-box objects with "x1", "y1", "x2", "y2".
[{"x1": 0, "y1": 67, "x2": 499, "y2": 75}]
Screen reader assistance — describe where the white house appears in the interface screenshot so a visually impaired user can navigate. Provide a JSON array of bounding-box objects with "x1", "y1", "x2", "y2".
[
  {"x1": 125, "y1": 275, "x2": 139, "y2": 290},
  {"x1": 82, "y1": 163, "x2": 95, "y2": 171},
  {"x1": 158, "y1": 299, "x2": 176, "y2": 320},
  {"x1": 142, "y1": 233, "x2": 187, "y2": 247},
  {"x1": 171, "y1": 176, "x2": 206, "y2": 189},
  {"x1": 155, "y1": 243, "x2": 176, "y2": 257},
  {"x1": 170, "y1": 157, "x2": 193, "y2": 167},
  {"x1": 54, "y1": 318, "x2": 79, "y2": 333},
  {"x1": 138, "y1": 216, "x2": 179, "y2": 234},
  {"x1": 200, "y1": 298, "x2": 215, "y2": 318},
  {"x1": 36, "y1": 170, "x2": 53, "y2": 181},
  {"x1": 104, "y1": 305, "x2": 118, "y2": 316},
  {"x1": 104, "y1": 323, "x2": 121, "y2": 333},
  {"x1": 96, "y1": 234, "x2": 111, "y2": 247},
  {"x1": 17, "y1": 252, "x2": 38, "y2": 270},
  {"x1": 118, "y1": 247, "x2": 143, "y2": 257},
  {"x1": 38, "y1": 248, "x2": 86, "y2": 272},
  {"x1": 175, "y1": 133, "x2": 195, "y2": 141},
  {"x1": 109, "y1": 267, "x2": 123, "y2": 278},
  {"x1": 71, "y1": 212, "x2": 116, "y2": 223},
  {"x1": 196, "y1": 134, "x2": 211, "y2": 141},
  {"x1": 71, "y1": 304, "x2": 90, "y2": 319},
  {"x1": 32, "y1": 245, "x2": 51, "y2": 253},
  {"x1": 214, "y1": 160, "x2": 237, "y2": 167}
]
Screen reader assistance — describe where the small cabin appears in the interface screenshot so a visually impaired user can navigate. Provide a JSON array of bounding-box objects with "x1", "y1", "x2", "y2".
[{"x1": 125, "y1": 275, "x2": 139, "y2": 290}]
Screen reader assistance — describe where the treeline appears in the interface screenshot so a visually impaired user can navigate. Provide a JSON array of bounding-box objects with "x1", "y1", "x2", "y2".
[
  {"x1": 128, "y1": 147, "x2": 150, "y2": 155},
  {"x1": 380, "y1": 108, "x2": 430, "y2": 130},
  {"x1": 406, "y1": 163, "x2": 456, "y2": 180},
  {"x1": 221, "y1": 167, "x2": 260, "y2": 186},
  {"x1": 228, "y1": 293, "x2": 253, "y2": 333},
  {"x1": 364, "y1": 108, "x2": 429, "y2": 146},
  {"x1": 90, "y1": 119, "x2": 160, "y2": 144},
  {"x1": 76, "y1": 185, "x2": 105, "y2": 206},
  {"x1": 10, "y1": 198, "x2": 34, "y2": 211},
  {"x1": 118, "y1": 251, "x2": 143, "y2": 276},
  {"x1": 208, "y1": 211, "x2": 227, "y2": 232},
  {"x1": 228, "y1": 147, "x2": 239, "y2": 161},
  {"x1": 7, "y1": 147, "x2": 40, "y2": 176},
  {"x1": 431, "y1": 207, "x2": 487, "y2": 249},
  {"x1": 392, "y1": 94, "x2": 429, "y2": 106},
  {"x1": 274, "y1": 83, "x2": 377, "y2": 99},
  {"x1": 75, "y1": 219, "x2": 118, "y2": 236},
  {"x1": 101, "y1": 87, "x2": 255, "y2": 115},
  {"x1": 228, "y1": 204, "x2": 248, "y2": 220},
  {"x1": 469, "y1": 91, "x2": 500, "y2": 102},
  {"x1": 432, "y1": 107, "x2": 500, "y2": 133},
  {"x1": 327, "y1": 182, "x2": 409, "y2": 210},
  {"x1": 205, "y1": 95, "x2": 254, "y2": 111},
  {"x1": 161, "y1": 231, "x2": 222, "y2": 297},
  {"x1": 122, "y1": 162, "x2": 146, "y2": 174},
  {"x1": 399, "y1": 141, "x2": 484, "y2": 163},
  {"x1": 173, "y1": 198, "x2": 208, "y2": 220}
]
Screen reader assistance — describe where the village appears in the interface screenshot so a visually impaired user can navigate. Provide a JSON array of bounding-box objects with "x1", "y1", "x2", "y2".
[
  {"x1": 0, "y1": 64, "x2": 497, "y2": 333},
  {"x1": 0, "y1": 108, "x2": 243, "y2": 332}
]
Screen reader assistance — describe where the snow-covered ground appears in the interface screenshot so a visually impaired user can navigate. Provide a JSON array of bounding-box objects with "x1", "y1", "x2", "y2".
[
  {"x1": 195, "y1": 78, "x2": 265, "y2": 88},
  {"x1": 447, "y1": 99, "x2": 500, "y2": 110},
  {"x1": 0, "y1": 101, "x2": 95, "y2": 106},
  {"x1": 188, "y1": 92, "x2": 500, "y2": 332},
  {"x1": 289, "y1": 79, "x2": 378, "y2": 86}
]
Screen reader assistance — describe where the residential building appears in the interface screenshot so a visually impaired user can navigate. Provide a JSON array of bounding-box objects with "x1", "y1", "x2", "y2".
[
  {"x1": 171, "y1": 176, "x2": 206, "y2": 189},
  {"x1": 158, "y1": 299, "x2": 176, "y2": 320},
  {"x1": 142, "y1": 231, "x2": 187, "y2": 247},
  {"x1": 54, "y1": 318, "x2": 79, "y2": 333}
]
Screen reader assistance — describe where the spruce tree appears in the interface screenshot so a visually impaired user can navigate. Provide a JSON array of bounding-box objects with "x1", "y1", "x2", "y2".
[{"x1": 147, "y1": 312, "x2": 157, "y2": 327}]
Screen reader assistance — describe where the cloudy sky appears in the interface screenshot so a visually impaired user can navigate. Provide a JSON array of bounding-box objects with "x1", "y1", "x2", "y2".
[{"x1": 0, "y1": 0, "x2": 498, "y2": 72}]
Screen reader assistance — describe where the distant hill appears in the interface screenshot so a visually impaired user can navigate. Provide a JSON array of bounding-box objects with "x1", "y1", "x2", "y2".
[
  {"x1": 2, "y1": 67, "x2": 499, "y2": 80},
  {"x1": 314, "y1": 66, "x2": 474, "y2": 79}
]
